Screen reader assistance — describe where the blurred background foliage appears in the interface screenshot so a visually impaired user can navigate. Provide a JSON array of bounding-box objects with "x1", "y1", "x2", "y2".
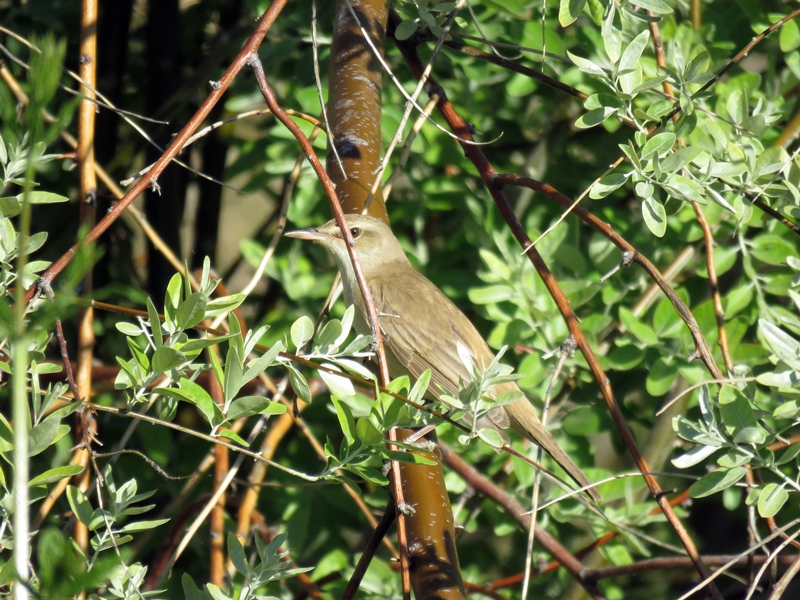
[{"x1": 1, "y1": 0, "x2": 800, "y2": 598}]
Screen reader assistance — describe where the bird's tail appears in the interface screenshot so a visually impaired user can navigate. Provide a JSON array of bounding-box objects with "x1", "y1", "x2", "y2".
[{"x1": 503, "y1": 393, "x2": 601, "y2": 503}]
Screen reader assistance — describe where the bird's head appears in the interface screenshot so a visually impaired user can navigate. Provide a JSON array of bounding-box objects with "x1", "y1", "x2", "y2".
[{"x1": 285, "y1": 214, "x2": 409, "y2": 277}]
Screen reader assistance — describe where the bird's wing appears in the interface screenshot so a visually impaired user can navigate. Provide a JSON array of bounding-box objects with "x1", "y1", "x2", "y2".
[{"x1": 369, "y1": 269, "x2": 493, "y2": 401}]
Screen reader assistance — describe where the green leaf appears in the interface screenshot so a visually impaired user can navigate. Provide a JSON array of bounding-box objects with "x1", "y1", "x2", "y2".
[
  {"x1": 642, "y1": 194, "x2": 667, "y2": 237},
  {"x1": 291, "y1": 316, "x2": 315, "y2": 350},
  {"x1": 395, "y1": 20, "x2": 418, "y2": 41},
  {"x1": 228, "y1": 532, "x2": 249, "y2": 576},
  {"x1": 468, "y1": 284, "x2": 513, "y2": 304},
  {"x1": 780, "y1": 18, "x2": 800, "y2": 52},
  {"x1": 754, "y1": 146, "x2": 789, "y2": 179},
  {"x1": 589, "y1": 172, "x2": 628, "y2": 199},
  {"x1": 559, "y1": 0, "x2": 586, "y2": 27},
  {"x1": 773, "y1": 400, "x2": 800, "y2": 421},
  {"x1": 164, "y1": 273, "x2": 183, "y2": 330},
  {"x1": 672, "y1": 444, "x2": 719, "y2": 469},
  {"x1": 750, "y1": 235, "x2": 796, "y2": 267},
  {"x1": 115, "y1": 322, "x2": 142, "y2": 337},
  {"x1": 0, "y1": 196, "x2": 21, "y2": 216},
  {"x1": 332, "y1": 397, "x2": 357, "y2": 444},
  {"x1": 227, "y1": 396, "x2": 285, "y2": 421},
  {"x1": 176, "y1": 292, "x2": 207, "y2": 330},
  {"x1": 575, "y1": 107, "x2": 618, "y2": 129},
  {"x1": 356, "y1": 417, "x2": 384, "y2": 446},
  {"x1": 757, "y1": 370, "x2": 800, "y2": 389},
  {"x1": 757, "y1": 483, "x2": 788, "y2": 518},
  {"x1": 562, "y1": 405, "x2": 602, "y2": 435},
  {"x1": 718, "y1": 385, "x2": 758, "y2": 438},
  {"x1": 408, "y1": 369, "x2": 432, "y2": 404},
  {"x1": 29, "y1": 416, "x2": 63, "y2": 456},
  {"x1": 320, "y1": 367, "x2": 356, "y2": 398},
  {"x1": 156, "y1": 379, "x2": 218, "y2": 426},
  {"x1": 689, "y1": 467, "x2": 747, "y2": 498},
  {"x1": 645, "y1": 357, "x2": 677, "y2": 396},
  {"x1": 204, "y1": 293, "x2": 245, "y2": 318},
  {"x1": 663, "y1": 174, "x2": 706, "y2": 203},
  {"x1": 618, "y1": 30, "x2": 649, "y2": 74},
  {"x1": 183, "y1": 574, "x2": 212, "y2": 600},
  {"x1": 120, "y1": 518, "x2": 170, "y2": 532},
  {"x1": 660, "y1": 146, "x2": 704, "y2": 174},
  {"x1": 242, "y1": 342, "x2": 282, "y2": 385},
  {"x1": 67, "y1": 485, "x2": 93, "y2": 526},
  {"x1": 22, "y1": 191, "x2": 69, "y2": 204},
  {"x1": 146, "y1": 297, "x2": 163, "y2": 349},
  {"x1": 586, "y1": 0, "x2": 603, "y2": 24},
  {"x1": 209, "y1": 342, "x2": 225, "y2": 391},
  {"x1": 760, "y1": 319, "x2": 800, "y2": 370},
  {"x1": 635, "y1": 182, "x2": 654, "y2": 199},
  {"x1": 217, "y1": 429, "x2": 248, "y2": 447},
  {"x1": 619, "y1": 307, "x2": 659, "y2": 346},
  {"x1": 224, "y1": 345, "x2": 244, "y2": 403},
  {"x1": 567, "y1": 51, "x2": 607, "y2": 77},
  {"x1": 316, "y1": 319, "x2": 343, "y2": 349},
  {"x1": 733, "y1": 426, "x2": 766, "y2": 445},
  {"x1": 180, "y1": 333, "x2": 236, "y2": 354},
  {"x1": 477, "y1": 428, "x2": 505, "y2": 448},
  {"x1": 640, "y1": 132, "x2": 675, "y2": 161},
  {"x1": 775, "y1": 443, "x2": 800, "y2": 465},
  {"x1": 152, "y1": 346, "x2": 185, "y2": 373},
  {"x1": 288, "y1": 366, "x2": 312, "y2": 404},
  {"x1": 30, "y1": 465, "x2": 84, "y2": 487}
]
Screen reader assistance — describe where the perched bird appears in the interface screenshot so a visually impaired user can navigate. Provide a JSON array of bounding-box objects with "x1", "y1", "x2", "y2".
[{"x1": 286, "y1": 214, "x2": 600, "y2": 502}]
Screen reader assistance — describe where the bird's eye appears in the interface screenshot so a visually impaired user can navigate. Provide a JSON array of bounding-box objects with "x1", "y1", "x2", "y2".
[{"x1": 350, "y1": 227, "x2": 361, "y2": 238}]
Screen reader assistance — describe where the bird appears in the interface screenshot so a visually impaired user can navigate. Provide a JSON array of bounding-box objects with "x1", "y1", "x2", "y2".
[{"x1": 285, "y1": 213, "x2": 600, "y2": 502}]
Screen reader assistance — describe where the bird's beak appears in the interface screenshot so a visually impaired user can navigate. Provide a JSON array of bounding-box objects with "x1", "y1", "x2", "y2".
[{"x1": 284, "y1": 226, "x2": 331, "y2": 243}]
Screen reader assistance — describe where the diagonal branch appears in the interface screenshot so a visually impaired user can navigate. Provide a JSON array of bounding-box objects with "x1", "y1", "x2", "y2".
[
  {"x1": 24, "y1": 1, "x2": 290, "y2": 305},
  {"x1": 393, "y1": 34, "x2": 724, "y2": 600}
]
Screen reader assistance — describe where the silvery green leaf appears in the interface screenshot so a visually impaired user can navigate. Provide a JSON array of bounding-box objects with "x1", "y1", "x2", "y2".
[
  {"x1": 760, "y1": 319, "x2": 800, "y2": 370},
  {"x1": 567, "y1": 51, "x2": 607, "y2": 77},
  {"x1": 409, "y1": 370, "x2": 432, "y2": 404},
  {"x1": 758, "y1": 484, "x2": 788, "y2": 518},
  {"x1": 477, "y1": 428, "x2": 505, "y2": 448},
  {"x1": 316, "y1": 318, "x2": 343, "y2": 350},
  {"x1": 618, "y1": 30, "x2": 649, "y2": 75},
  {"x1": 456, "y1": 341, "x2": 475, "y2": 373},
  {"x1": 335, "y1": 358, "x2": 374, "y2": 381},
  {"x1": 242, "y1": 341, "x2": 282, "y2": 385},
  {"x1": 338, "y1": 304, "x2": 356, "y2": 347},
  {"x1": 343, "y1": 335, "x2": 372, "y2": 355},
  {"x1": 757, "y1": 370, "x2": 800, "y2": 388},
  {"x1": 291, "y1": 316, "x2": 315, "y2": 350},
  {"x1": 689, "y1": 467, "x2": 747, "y2": 498},
  {"x1": 559, "y1": 0, "x2": 586, "y2": 27},
  {"x1": 642, "y1": 195, "x2": 667, "y2": 237},
  {"x1": 288, "y1": 366, "x2": 312, "y2": 404},
  {"x1": 640, "y1": 133, "x2": 675, "y2": 161},
  {"x1": 204, "y1": 293, "x2": 245, "y2": 318},
  {"x1": 671, "y1": 444, "x2": 718, "y2": 468},
  {"x1": 320, "y1": 364, "x2": 356, "y2": 398},
  {"x1": 116, "y1": 322, "x2": 143, "y2": 337}
]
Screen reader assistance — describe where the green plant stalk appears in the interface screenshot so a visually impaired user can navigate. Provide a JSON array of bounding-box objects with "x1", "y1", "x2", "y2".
[{"x1": 12, "y1": 164, "x2": 34, "y2": 600}]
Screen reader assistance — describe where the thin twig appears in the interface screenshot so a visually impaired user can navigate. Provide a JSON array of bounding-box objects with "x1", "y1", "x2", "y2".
[
  {"x1": 393, "y1": 38, "x2": 723, "y2": 599},
  {"x1": 24, "y1": 2, "x2": 291, "y2": 305}
]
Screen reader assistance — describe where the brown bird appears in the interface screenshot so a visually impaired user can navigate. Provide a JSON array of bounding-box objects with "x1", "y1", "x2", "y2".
[{"x1": 286, "y1": 214, "x2": 600, "y2": 502}]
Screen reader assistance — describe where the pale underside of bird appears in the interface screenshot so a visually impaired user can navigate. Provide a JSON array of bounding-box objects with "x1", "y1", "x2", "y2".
[{"x1": 286, "y1": 214, "x2": 600, "y2": 502}]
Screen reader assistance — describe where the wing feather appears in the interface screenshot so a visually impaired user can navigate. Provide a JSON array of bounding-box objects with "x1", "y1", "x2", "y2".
[{"x1": 369, "y1": 269, "x2": 494, "y2": 400}]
